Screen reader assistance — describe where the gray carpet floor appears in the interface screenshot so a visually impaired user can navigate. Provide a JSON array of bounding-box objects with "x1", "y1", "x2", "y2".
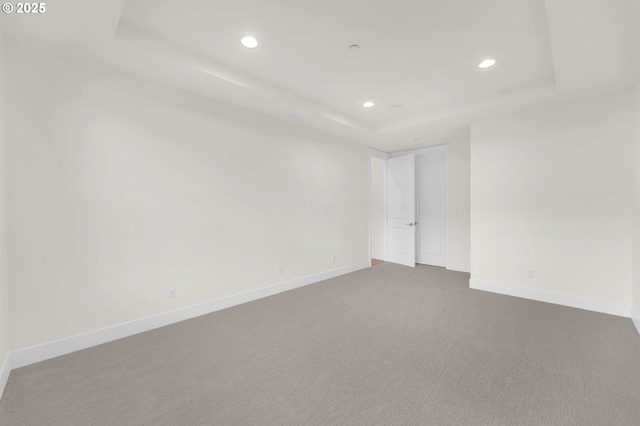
[{"x1": 1, "y1": 263, "x2": 640, "y2": 425}]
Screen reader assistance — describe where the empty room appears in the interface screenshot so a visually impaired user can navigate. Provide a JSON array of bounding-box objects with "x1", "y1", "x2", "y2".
[{"x1": 1, "y1": 0, "x2": 640, "y2": 425}]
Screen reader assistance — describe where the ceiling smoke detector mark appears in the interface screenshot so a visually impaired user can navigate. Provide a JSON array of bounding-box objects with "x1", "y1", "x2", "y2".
[
  {"x1": 281, "y1": 112, "x2": 303, "y2": 121},
  {"x1": 479, "y1": 58, "x2": 496, "y2": 69},
  {"x1": 413, "y1": 137, "x2": 420, "y2": 141},
  {"x1": 241, "y1": 36, "x2": 258, "y2": 49},
  {"x1": 363, "y1": 101, "x2": 375, "y2": 108},
  {"x1": 349, "y1": 44, "x2": 360, "y2": 50}
]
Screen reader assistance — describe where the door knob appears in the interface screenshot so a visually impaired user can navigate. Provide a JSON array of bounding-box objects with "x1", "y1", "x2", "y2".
[{"x1": 406, "y1": 223, "x2": 414, "y2": 226}]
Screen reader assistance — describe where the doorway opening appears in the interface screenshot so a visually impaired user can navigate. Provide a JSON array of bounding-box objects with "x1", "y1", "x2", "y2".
[
  {"x1": 370, "y1": 151, "x2": 388, "y2": 265},
  {"x1": 371, "y1": 145, "x2": 449, "y2": 269}
]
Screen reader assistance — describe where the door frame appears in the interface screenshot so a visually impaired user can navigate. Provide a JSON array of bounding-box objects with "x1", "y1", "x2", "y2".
[
  {"x1": 390, "y1": 144, "x2": 449, "y2": 269},
  {"x1": 369, "y1": 148, "x2": 390, "y2": 266}
]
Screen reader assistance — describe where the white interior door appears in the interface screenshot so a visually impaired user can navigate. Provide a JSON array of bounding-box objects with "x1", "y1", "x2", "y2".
[
  {"x1": 387, "y1": 154, "x2": 416, "y2": 267},
  {"x1": 417, "y1": 150, "x2": 447, "y2": 267}
]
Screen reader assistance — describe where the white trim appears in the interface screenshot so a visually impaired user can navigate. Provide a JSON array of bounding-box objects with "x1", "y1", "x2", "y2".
[
  {"x1": 469, "y1": 278, "x2": 631, "y2": 318},
  {"x1": 632, "y1": 308, "x2": 640, "y2": 337},
  {"x1": 10, "y1": 262, "x2": 369, "y2": 370},
  {"x1": 446, "y1": 264, "x2": 470, "y2": 273},
  {"x1": 0, "y1": 353, "x2": 10, "y2": 400}
]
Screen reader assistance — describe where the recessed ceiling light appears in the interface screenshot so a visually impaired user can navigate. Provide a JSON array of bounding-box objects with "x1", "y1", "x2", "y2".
[
  {"x1": 349, "y1": 44, "x2": 360, "y2": 50},
  {"x1": 390, "y1": 104, "x2": 403, "y2": 110},
  {"x1": 363, "y1": 101, "x2": 375, "y2": 108},
  {"x1": 478, "y1": 58, "x2": 496, "y2": 69},
  {"x1": 241, "y1": 36, "x2": 258, "y2": 49},
  {"x1": 413, "y1": 138, "x2": 419, "y2": 141}
]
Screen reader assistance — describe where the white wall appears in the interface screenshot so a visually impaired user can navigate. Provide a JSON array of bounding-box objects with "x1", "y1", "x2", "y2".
[
  {"x1": 448, "y1": 139, "x2": 470, "y2": 271},
  {"x1": 5, "y1": 40, "x2": 369, "y2": 352},
  {"x1": 370, "y1": 157, "x2": 386, "y2": 260},
  {"x1": 634, "y1": 84, "x2": 640, "y2": 319},
  {"x1": 471, "y1": 92, "x2": 635, "y2": 313},
  {"x1": 0, "y1": 33, "x2": 10, "y2": 393}
]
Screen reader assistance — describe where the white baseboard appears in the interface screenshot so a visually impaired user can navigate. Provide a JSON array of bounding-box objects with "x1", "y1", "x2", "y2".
[
  {"x1": 469, "y1": 278, "x2": 631, "y2": 318},
  {"x1": 632, "y1": 308, "x2": 640, "y2": 337},
  {"x1": 446, "y1": 263, "x2": 470, "y2": 273},
  {"x1": 0, "y1": 353, "x2": 10, "y2": 401},
  {"x1": 371, "y1": 252, "x2": 386, "y2": 261},
  {"x1": 10, "y1": 261, "x2": 370, "y2": 370}
]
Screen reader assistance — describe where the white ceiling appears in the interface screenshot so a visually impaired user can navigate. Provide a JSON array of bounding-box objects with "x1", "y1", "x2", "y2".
[{"x1": 2, "y1": 0, "x2": 640, "y2": 152}]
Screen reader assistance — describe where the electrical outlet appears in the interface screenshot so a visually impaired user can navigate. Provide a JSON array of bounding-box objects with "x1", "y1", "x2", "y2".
[
  {"x1": 331, "y1": 255, "x2": 336, "y2": 263},
  {"x1": 278, "y1": 266, "x2": 283, "y2": 274},
  {"x1": 168, "y1": 287, "x2": 177, "y2": 298},
  {"x1": 528, "y1": 270, "x2": 535, "y2": 279}
]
